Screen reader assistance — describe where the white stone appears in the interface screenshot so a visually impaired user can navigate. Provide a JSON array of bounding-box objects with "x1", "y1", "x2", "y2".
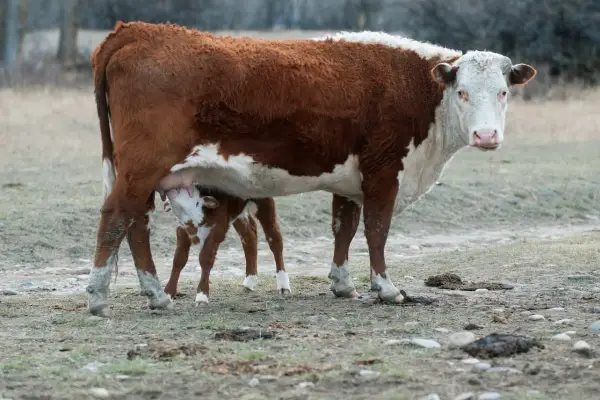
[
  {"x1": 573, "y1": 341, "x2": 591, "y2": 351},
  {"x1": 435, "y1": 327, "x2": 450, "y2": 333},
  {"x1": 296, "y1": 381, "x2": 315, "y2": 389},
  {"x1": 422, "y1": 394, "x2": 441, "y2": 400},
  {"x1": 549, "y1": 307, "x2": 565, "y2": 311},
  {"x1": 461, "y1": 358, "x2": 480, "y2": 365},
  {"x1": 453, "y1": 393, "x2": 475, "y2": 400},
  {"x1": 248, "y1": 377, "x2": 260, "y2": 387},
  {"x1": 404, "y1": 321, "x2": 419, "y2": 327},
  {"x1": 448, "y1": 331, "x2": 477, "y2": 348},
  {"x1": 475, "y1": 288, "x2": 488, "y2": 293},
  {"x1": 564, "y1": 330, "x2": 577, "y2": 336},
  {"x1": 358, "y1": 369, "x2": 380, "y2": 377},
  {"x1": 554, "y1": 319, "x2": 574, "y2": 326},
  {"x1": 551, "y1": 333, "x2": 571, "y2": 341},
  {"x1": 410, "y1": 338, "x2": 441, "y2": 349},
  {"x1": 384, "y1": 339, "x2": 404, "y2": 346},
  {"x1": 474, "y1": 362, "x2": 491, "y2": 372},
  {"x1": 478, "y1": 393, "x2": 501, "y2": 400},
  {"x1": 89, "y1": 388, "x2": 110, "y2": 398},
  {"x1": 528, "y1": 314, "x2": 545, "y2": 321}
]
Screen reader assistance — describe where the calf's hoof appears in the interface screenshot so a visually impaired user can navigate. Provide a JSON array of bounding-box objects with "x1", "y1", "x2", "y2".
[
  {"x1": 88, "y1": 303, "x2": 111, "y2": 318},
  {"x1": 87, "y1": 287, "x2": 111, "y2": 317},
  {"x1": 279, "y1": 288, "x2": 291, "y2": 296},
  {"x1": 370, "y1": 282, "x2": 381, "y2": 292},
  {"x1": 330, "y1": 285, "x2": 360, "y2": 299}
]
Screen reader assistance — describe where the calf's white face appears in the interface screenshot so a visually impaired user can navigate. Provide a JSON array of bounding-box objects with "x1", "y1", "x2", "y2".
[{"x1": 431, "y1": 51, "x2": 536, "y2": 151}]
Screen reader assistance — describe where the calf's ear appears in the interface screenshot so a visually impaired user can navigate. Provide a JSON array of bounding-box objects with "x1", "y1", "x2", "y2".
[
  {"x1": 203, "y1": 196, "x2": 220, "y2": 209},
  {"x1": 509, "y1": 64, "x2": 536, "y2": 86},
  {"x1": 431, "y1": 63, "x2": 458, "y2": 87}
]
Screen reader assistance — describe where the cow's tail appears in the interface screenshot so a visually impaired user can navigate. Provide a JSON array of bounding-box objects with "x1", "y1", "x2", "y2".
[
  {"x1": 91, "y1": 21, "x2": 135, "y2": 283},
  {"x1": 91, "y1": 21, "x2": 133, "y2": 201}
]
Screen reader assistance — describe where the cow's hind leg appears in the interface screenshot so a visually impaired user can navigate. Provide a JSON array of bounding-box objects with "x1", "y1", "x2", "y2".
[
  {"x1": 254, "y1": 198, "x2": 290, "y2": 295},
  {"x1": 233, "y1": 216, "x2": 260, "y2": 292},
  {"x1": 127, "y1": 194, "x2": 173, "y2": 310},
  {"x1": 328, "y1": 194, "x2": 361, "y2": 298}
]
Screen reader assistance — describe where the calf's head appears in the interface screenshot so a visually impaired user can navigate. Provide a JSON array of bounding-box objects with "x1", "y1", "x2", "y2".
[{"x1": 431, "y1": 51, "x2": 536, "y2": 151}]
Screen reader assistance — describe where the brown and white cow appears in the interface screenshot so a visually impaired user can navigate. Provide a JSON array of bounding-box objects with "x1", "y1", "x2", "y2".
[
  {"x1": 161, "y1": 187, "x2": 290, "y2": 305},
  {"x1": 87, "y1": 22, "x2": 536, "y2": 316}
]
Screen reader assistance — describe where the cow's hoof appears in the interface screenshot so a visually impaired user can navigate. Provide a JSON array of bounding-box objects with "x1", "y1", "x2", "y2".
[
  {"x1": 148, "y1": 292, "x2": 174, "y2": 310},
  {"x1": 331, "y1": 285, "x2": 360, "y2": 299},
  {"x1": 195, "y1": 292, "x2": 209, "y2": 307},
  {"x1": 242, "y1": 275, "x2": 259, "y2": 292},
  {"x1": 378, "y1": 289, "x2": 404, "y2": 304},
  {"x1": 370, "y1": 282, "x2": 381, "y2": 292}
]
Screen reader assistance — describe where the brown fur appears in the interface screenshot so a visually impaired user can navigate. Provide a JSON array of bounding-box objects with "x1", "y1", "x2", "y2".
[
  {"x1": 89, "y1": 21, "x2": 460, "y2": 313},
  {"x1": 163, "y1": 190, "x2": 286, "y2": 299}
]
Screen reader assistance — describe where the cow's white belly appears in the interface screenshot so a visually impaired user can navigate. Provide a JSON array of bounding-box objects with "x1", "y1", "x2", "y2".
[{"x1": 169, "y1": 144, "x2": 364, "y2": 201}]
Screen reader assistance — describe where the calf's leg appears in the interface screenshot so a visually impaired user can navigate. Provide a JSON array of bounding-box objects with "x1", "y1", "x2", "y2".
[
  {"x1": 328, "y1": 194, "x2": 361, "y2": 298},
  {"x1": 196, "y1": 230, "x2": 227, "y2": 306},
  {"x1": 233, "y1": 216, "x2": 260, "y2": 291},
  {"x1": 164, "y1": 226, "x2": 192, "y2": 298},
  {"x1": 254, "y1": 198, "x2": 290, "y2": 295}
]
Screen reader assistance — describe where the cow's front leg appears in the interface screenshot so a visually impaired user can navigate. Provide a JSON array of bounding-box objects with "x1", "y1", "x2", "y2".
[{"x1": 363, "y1": 175, "x2": 403, "y2": 304}]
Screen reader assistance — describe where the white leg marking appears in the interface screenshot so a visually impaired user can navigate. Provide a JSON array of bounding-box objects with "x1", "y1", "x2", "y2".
[
  {"x1": 102, "y1": 158, "x2": 116, "y2": 200},
  {"x1": 276, "y1": 270, "x2": 291, "y2": 295},
  {"x1": 195, "y1": 292, "x2": 209, "y2": 306},
  {"x1": 372, "y1": 273, "x2": 404, "y2": 303},
  {"x1": 136, "y1": 270, "x2": 173, "y2": 310},
  {"x1": 328, "y1": 261, "x2": 358, "y2": 298},
  {"x1": 243, "y1": 274, "x2": 259, "y2": 291},
  {"x1": 87, "y1": 251, "x2": 116, "y2": 317}
]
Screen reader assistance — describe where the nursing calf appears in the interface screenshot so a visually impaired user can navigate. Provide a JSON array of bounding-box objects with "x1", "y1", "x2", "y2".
[
  {"x1": 162, "y1": 187, "x2": 290, "y2": 305},
  {"x1": 88, "y1": 22, "x2": 536, "y2": 316}
]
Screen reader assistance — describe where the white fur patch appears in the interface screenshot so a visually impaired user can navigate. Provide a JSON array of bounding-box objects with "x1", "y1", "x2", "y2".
[
  {"x1": 233, "y1": 201, "x2": 258, "y2": 223},
  {"x1": 102, "y1": 158, "x2": 116, "y2": 200},
  {"x1": 314, "y1": 31, "x2": 462, "y2": 61},
  {"x1": 195, "y1": 292, "x2": 209, "y2": 305},
  {"x1": 242, "y1": 274, "x2": 259, "y2": 291},
  {"x1": 170, "y1": 144, "x2": 363, "y2": 202},
  {"x1": 276, "y1": 270, "x2": 291, "y2": 293},
  {"x1": 166, "y1": 186, "x2": 214, "y2": 247}
]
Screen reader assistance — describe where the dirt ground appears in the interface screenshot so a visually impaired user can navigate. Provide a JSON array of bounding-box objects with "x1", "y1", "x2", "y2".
[{"x1": 2, "y1": 29, "x2": 600, "y2": 400}]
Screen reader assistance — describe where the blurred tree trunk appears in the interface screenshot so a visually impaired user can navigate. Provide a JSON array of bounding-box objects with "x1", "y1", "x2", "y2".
[
  {"x1": 2, "y1": 0, "x2": 21, "y2": 66},
  {"x1": 57, "y1": 0, "x2": 81, "y2": 64}
]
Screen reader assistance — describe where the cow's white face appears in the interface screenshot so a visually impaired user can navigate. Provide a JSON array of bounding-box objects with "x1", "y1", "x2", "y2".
[{"x1": 431, "y1": 51, "x2": 536, "y2": 151}]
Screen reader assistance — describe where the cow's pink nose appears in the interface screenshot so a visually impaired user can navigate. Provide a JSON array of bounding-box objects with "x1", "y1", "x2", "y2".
[{"x1": 473, "y1": 129, "x2": 498, "y2": 149}]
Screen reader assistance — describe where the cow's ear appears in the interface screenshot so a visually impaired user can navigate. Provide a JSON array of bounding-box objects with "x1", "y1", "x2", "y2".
[
  {"x1": 202, "y1": 196, "x2": 220, "y2": 209},
  {"x1": 509, "y1": 63, "x2": 537, "y2": 86},
  {"x1": 431, "y1": 63, "x2": 458, "y2": 86}
]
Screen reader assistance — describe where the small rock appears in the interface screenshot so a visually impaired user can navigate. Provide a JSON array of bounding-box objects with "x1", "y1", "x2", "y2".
[
  {"x1": 551, "y1": 333, "x2": 571, "y2": 341},
  {"x1": 448, "y1": 331, "x2": 477, "y2": 348},
  {"x1": 492, "y1": 314, "x2": 508, "y2": 324},
  {"x1": 486, "y1": 367, "x2": 521, "y2": 374},
  {"x1": 404, "y1": 275, "x2": 416, "y2": 280},
  {"x1": 358, "y1": 369, "x2": 380, "y2": 377},
  {"x1": 478, "y1": 392, "x2": 501, "y2": 400},
  {"x1": 492, "y1": 308, "x2": 505, "y2": 313},
  {"x1": 115, "y1": 375, "x2": 130, "y2": 380},
  {"x1": 80, "y1": 361, "x2": 105, "y2": 372},
  {"x1": 564, "y1": 330, "x2": 577, "y2": 336},
  {"x1": 554, "y1": 319, "x2": 574, "y2": 326},
  {"x1": 422, "y1": 394, "x2": 441, "y2": 400},
  {"x1": 461, "y1": 358, "x2": 480, "y2": 365},
  {"x1": 1, "y1": 289, "x2": 18, "y2": 296},
  {"x1": 520, "y1": 310, "x2": 532, "y2": 316},
  {"x1": 384, "y1": 339, "x2": 405, "y2": 346},
  {"x1": 474, "y1": 362, "x2": 491, "y2": 372},
  {"x1": 248, "y1": 377, "x2": 260, "y2": 387},
  {"x1": 296, "y1": 381, "x2": 314, "y2": 389},
  {"x1": 588, "y1": 320, "x2": 600, "y2": 333},
  {"x1": 435, "y1": 327, "x2": 450, "y2": 333},
  {"x1": 589, "y1": 306, "x2": 600, "y2": 314},
  {"x1": 549, "y1": 307, "x2": 565, "y2": 312},
  {"x1": 475, "y1": 288, "x2": 488, "y2": 293},
  {"x1": 89, "y1": 388, "x2": 110, "y2": 398},
  {"x1": 573, "y1": 340, "x2": 591, "y2": 351},
  {"x1": 259, "y1": 375, "x2": 278, "y2": 381},
  {"x1": 568, "y1": 274, "x2": 595, "y2": 281},
  {"x1": 528, "y1": 314, "x2": 545, "y2": 321},
  {"x1": 410, "y1": 338, "x2": 441, "y2": 349},
  {"x1": 453, "y1": 393, "x2": 475, "y2": 400},
  {"x1": 404, "y1": 321, "x2": 419, "y2": 327}
]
